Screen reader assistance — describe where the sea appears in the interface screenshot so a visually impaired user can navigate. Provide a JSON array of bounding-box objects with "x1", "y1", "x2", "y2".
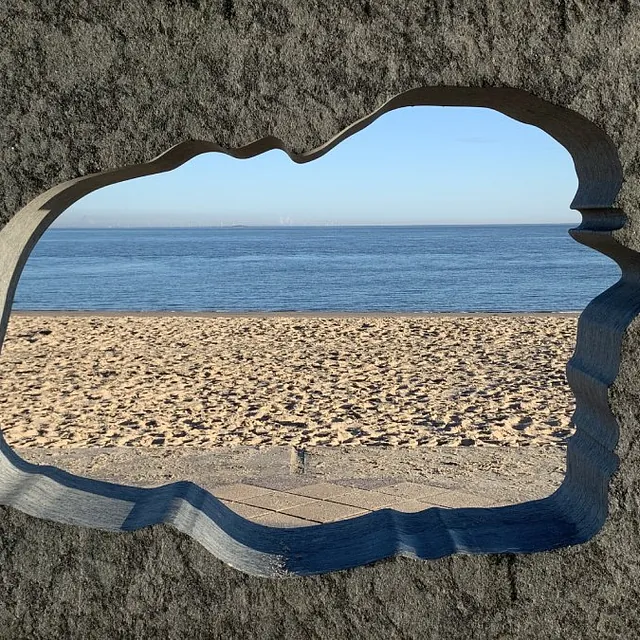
[{"x1": 11, "y1": 225, "x2": 621, "y2": 313}]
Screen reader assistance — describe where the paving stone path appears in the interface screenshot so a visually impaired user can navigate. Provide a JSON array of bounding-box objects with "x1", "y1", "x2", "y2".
[{"x1": 16, "y1": 444, "x2": 566, "y2": 526}]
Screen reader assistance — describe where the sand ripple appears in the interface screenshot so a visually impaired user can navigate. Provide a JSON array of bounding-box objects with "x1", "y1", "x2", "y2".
[{"x1": 0, "y1": 314, "x2": 577, "y2": 449}]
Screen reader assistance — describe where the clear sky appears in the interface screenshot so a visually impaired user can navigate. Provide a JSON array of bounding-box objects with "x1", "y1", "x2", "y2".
[{"x1": 54, "y1": 106, "x2": 580, "y2": 228}]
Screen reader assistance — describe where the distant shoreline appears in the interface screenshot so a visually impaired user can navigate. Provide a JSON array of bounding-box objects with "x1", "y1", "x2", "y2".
[
  {"x1": 10, "y1": 310, "x2": 582, "y2": 318},
  {"x1": 48, "y1": 223, "x2": 581, "y2": 230}
]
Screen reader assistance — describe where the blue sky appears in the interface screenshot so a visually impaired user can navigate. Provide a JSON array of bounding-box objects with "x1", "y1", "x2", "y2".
[{"x1": 54, "y1": 106, "x2": 580, "y2": 227}]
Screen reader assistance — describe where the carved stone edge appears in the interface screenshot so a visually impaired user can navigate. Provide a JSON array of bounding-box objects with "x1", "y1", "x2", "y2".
[{"x1": 0, "y1": 87, "x2": 627, "y2": 577}]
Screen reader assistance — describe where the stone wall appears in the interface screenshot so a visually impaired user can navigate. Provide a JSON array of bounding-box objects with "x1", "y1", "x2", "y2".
[{"x1": 1, "y1": 1, "x2": 640, "y2": 637}]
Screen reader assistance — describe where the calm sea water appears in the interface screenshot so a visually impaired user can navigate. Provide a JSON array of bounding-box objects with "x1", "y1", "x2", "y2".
[{"x1": 12, "y1": 225, "x2": 621, "y2": 313}]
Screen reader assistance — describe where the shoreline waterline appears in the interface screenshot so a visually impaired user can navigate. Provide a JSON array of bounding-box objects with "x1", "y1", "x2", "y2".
[{"x1": 10, "y1": 309, "x2": 582, "y2": 319}]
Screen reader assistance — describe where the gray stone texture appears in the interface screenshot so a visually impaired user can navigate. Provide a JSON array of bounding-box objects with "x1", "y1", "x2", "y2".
[{"x1": 1, "y1": 0, "x2": 640, "y2": 637}]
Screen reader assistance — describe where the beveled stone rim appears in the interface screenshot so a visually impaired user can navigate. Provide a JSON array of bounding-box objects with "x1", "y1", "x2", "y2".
[{"x1": 0, "y1": 86, "x2": 625, "y2": 577}]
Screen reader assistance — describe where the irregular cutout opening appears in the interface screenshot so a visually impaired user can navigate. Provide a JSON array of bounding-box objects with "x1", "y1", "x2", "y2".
[
  {"x1": 0, "y1": 106, "x2": 621, "y2": 527},
  {"x1": 0, "y1": 86, "x2": 626, "y2": 576}
]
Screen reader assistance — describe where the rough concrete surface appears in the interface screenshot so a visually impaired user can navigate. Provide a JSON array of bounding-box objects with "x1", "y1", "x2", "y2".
[
  {"x1": 1, "y1": 0, "x2": 640, "y2": 637},
  {"x1": 15, "y1": 444, "x2": 566, "y2": 501}
]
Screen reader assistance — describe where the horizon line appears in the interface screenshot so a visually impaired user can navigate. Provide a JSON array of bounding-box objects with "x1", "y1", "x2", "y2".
[{"x1": 49, "y1": 222, "x2": 579, "y2": 230}]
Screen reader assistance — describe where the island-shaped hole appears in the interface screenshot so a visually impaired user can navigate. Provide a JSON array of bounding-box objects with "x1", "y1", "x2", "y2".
[{"x1": 0, "y1": 106, "x2": 620, "y2": 529}]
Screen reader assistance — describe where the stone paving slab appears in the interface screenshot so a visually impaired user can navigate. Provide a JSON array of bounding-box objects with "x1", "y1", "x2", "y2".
[
  {"x1": 287, "y1": 482, "x2": 355, "y2": 500},
  {"x1": 253, "y1": 512, "x2": 318, "y2": 528},
  {"x1": 392, "y1": 499, "x2": 439, "y2": 513},
  {"x1": 208, "y1": 484, "x2": 273, "y2": 501},
  {"x1": 219, "y1": 500, "x2": 272, "y2": 520},
  {"x1": 284, "y1": 500, "x2": 366, "y2": 523},
  {"x1": 323, "y1": 486, "x2": 401, "y2": 510},
  {"x1": 241, "y1": 490, "x2": 314, "y2": 512}
]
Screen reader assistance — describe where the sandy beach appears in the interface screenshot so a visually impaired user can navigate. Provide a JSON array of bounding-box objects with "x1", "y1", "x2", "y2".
[{"x1": 0, "y1": 313, "x2": 578, "y2": 450}]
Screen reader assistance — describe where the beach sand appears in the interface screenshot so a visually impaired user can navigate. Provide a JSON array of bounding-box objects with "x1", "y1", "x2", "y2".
[{"x1": 0, "y1": 313, "x2": 578, "y2": 450}]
